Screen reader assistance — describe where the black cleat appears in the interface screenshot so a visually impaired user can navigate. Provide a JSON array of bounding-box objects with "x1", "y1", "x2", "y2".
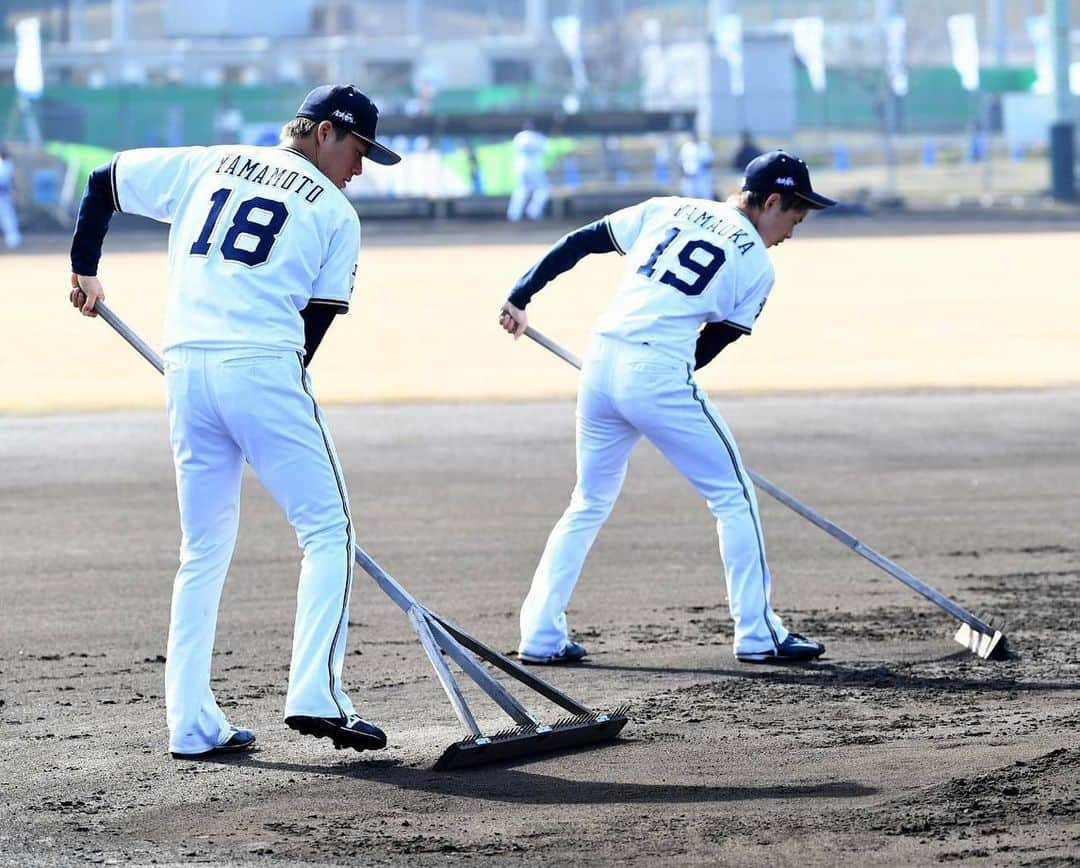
[
  {"x1": 171, "y1": 727, "x2": 256, "y2": 759},
  {"x1": 736, "y1": 632, "x2": 825, "y2": 664},
  {"x1": 285, "y1": 714, "x2": 387, "y2": 752},
  {"x1": 518, "y1": 640, "x2": 588, "y2": 665}
]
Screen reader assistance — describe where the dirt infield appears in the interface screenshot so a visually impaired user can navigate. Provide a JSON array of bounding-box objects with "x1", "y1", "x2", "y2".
[
  {"x1": 1, "y1": 216, "x2": 1078, "y2": 864},
  {"x1": 4, "y1": 213, "x2": 1080, "y2": 413},
  {"x1": 1, "y1": 389, "x2": 1078, "y2": 866}
]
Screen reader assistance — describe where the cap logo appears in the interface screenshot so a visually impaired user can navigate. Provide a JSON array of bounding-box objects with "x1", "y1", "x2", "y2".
[
  {"x1": 776, "y1": 176, "x2": 796, "y2": 187},
  {"x1": 331, "y1": 109, "x2": 355, "y2": 124}
]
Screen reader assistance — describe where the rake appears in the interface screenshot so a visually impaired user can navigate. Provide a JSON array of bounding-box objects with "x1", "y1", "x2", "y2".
[
  {"x1": 520, "y1": 324, "x2": 1008, "y2": 661},
  {"x1": 94, "y1": 300, "x2": 629, "y2": 769}
]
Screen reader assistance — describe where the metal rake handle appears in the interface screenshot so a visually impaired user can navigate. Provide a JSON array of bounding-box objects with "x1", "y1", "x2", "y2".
[{"x1": 519, "y1": 324, "x2": 999, "y2": 638}]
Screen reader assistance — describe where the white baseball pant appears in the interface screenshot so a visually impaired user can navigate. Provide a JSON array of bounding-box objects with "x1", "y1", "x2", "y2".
[
  {"x1": 163, "y1": 347, "x2": 356, "y2": 755},
  {"x1": 0, "y1": 195, "x2": 20, "y2": 249},
  {"x1": 507, "y1": 169, "x2": 550, "y2": 222},
  {"x1": 519, "y1": 335, "x2": 790, "y2": 659}
]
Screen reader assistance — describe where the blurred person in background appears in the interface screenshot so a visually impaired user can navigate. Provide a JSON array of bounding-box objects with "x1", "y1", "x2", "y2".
[
  {"x1": 507, "y1": 120, "x2": 550, "y2": 222},
  {"x1": 731, "y1": 130, "x2": 764, "y2": 172},
  {"x1": 0, "y1": 146, "x2": 22, "y2": 250},
  {"x1": 466, "y1": 141, "x2": 484, "y2": 195},
  {"x1": 213, "y1": 95, "x2": 245, "y2": 145},
  {"x1": 679, "y1": 133, "x2": 713, "y2": 199}
]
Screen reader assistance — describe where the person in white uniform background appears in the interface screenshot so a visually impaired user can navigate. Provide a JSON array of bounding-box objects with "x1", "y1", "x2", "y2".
[
  {"x1": 507, "y1": 120, "x2": 550, "y2": 222},
  {"x1": 0, "y1": 146, "x2": 22, "y2": 250},
  {"x1": 499, "y1": 150, "x2": 835, "y2": 666},
  {"x1": 678, "y1": 133, "x2": 714, "y2": 200},
  {"x1": 68, "y1": 85, "x2": 401, "y2": 758}
]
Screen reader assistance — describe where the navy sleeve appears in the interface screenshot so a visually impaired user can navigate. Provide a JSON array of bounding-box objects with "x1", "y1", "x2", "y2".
[
  {"x1": 694, "y1": 321, "x2": 744, "y2": 371},
  {"x1": 507, "y1": 218, "x2": 617, "y2": 309},
  {"x1": 70, "y1": 161, "x2": 118, "y2": 276},
  {"x1": 301, "y1": 302, "x2": 340, "y2": 368}
]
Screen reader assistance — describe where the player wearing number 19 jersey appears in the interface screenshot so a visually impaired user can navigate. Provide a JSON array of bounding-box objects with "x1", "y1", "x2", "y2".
[
  {"x1": 499, "y1": 150, "x2": 836, "y2": 666},
  {"x1": 68, "y1": 86, "x2": 401, "y2": 758}
]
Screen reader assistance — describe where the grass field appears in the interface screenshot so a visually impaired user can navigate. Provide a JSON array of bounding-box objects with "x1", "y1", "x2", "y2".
[{"x1": 4, "y1": 214, "x2": 1079, "y2": 413}]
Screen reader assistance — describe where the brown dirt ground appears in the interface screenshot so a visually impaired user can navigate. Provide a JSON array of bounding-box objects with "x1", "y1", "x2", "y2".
[
  {"x1": 4, "y1": 212, "x2": 1080, "y2": 413},
  {"x1": 1, "y1": 217, "x2": 1078, "y2": 866}
]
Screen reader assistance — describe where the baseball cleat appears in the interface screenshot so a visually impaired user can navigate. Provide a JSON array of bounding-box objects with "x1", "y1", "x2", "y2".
[
  {"x1": 736, "y1": 632, "x2": 825, "y2": 664},
  {"x1": 170, "y1": 726, "x2": 256, "y2": 759},
  {"x1": 285, "y1": 714, "x2": 387, "y2": 752},
  {"x1": 517, "y1": 641, "x2": 588, "y2": 665}
]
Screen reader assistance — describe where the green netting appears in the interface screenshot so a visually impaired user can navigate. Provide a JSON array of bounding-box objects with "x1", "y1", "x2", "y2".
[
  {"x1": 442, "y1": 137, "x2": 577, "y2": 195},
  {"x1": 42, "y1": 141, "x2": 115, "y2": 195},
  {"x1": 0, "y1": 64, "x2": 1043, "y2": 154},
  {"x1": 796, "y1": 65, "x2": 1038, "y2": 131}
]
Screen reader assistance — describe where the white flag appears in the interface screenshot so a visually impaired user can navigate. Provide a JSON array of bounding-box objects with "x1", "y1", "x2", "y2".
[
  {"x1": 947, "y1": 13, "x2": 980, "y2": 92},
  {"x1": 714, "y1": 14, "x2": 744, "y2": 97},
  {"x1": 639, "y1": 18, "x2": 668, "y2": 109},
  {"x1": 551, "y1": 15, "x2": 588, "y2": 93},
  {"x1": 14, "y1": 17, "x2": 44, "y2": 99},
  {"x1": 884, "y1": 15, "x2": 908, "y2": 97},
  {"x1": 1026, "y1": 16, "x2": 1053, "y2": 94},
  {"x1": 791, "y1": 17, "x2": 827, "y2": 94}
]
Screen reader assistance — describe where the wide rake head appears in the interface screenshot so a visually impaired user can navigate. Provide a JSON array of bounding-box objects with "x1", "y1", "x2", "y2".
[
  {"x1": 435, "y1": 708, "x2": 630, "y2": 771},
  {"x1": 954, "y1": 622, "x2": 1009, "y2": 660}
]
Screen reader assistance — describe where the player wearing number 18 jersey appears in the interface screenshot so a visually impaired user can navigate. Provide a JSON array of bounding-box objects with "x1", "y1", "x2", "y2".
[
  {"x1": 69, "y1": 86, "x2": 401, "y2": 758},
  {"x1": 499, "y1": 150, "x2": 835, "y2": 666}
]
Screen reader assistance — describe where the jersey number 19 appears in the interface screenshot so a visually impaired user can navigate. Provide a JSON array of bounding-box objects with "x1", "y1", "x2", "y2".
[
  {"x1": 190, "y1": 189, "x2": 288, "y2": 267},
  {"x1": 636, "y1": 228, "x2": 726, "y2": 297}
]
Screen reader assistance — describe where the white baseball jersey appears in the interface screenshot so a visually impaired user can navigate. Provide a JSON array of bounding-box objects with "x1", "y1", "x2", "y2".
[
  {"x1": 595, "y1": 197, "x2": 774, "y2": 365},
  {"x1": 511, "y1": 130, "x2": 549, "y2": 177},
  {"x1": 519, "y1": 196, "x2": 795, "y2": 662},
  {"x1": 111, "y1": 145, "x2": 359, "y2": 352}
]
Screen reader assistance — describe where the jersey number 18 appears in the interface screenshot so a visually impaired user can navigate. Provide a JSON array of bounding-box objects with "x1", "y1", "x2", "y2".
[{"x1": 190, "y1": 189, "x2": 288, "y2": 267}]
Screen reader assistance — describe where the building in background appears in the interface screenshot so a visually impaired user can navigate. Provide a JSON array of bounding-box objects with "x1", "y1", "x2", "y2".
[{"x1": 0, "y1": 1, "x2": 1075, "y2": 218}]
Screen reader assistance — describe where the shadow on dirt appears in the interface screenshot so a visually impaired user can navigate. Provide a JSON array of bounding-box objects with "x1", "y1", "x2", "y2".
[
  {"x1": 580, "y1": 658, "x2": 1079, "y2": 693},
  {"x1": 225, "y1": 755, "x2": 877, "y2": 805}
]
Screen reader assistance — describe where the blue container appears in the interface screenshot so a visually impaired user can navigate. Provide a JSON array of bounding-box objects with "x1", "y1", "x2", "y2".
[{"x1": 32, "y1": 168, "x2": 61, "y2": 205}]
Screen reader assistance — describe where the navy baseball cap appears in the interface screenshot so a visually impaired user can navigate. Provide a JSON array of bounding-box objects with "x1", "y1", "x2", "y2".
[
  {"x1": 742, "y1": 149, "x2": 835, "y2": 209},
  {"x1": 296, "y1": 84, "x2": 401, "y2": 166}
]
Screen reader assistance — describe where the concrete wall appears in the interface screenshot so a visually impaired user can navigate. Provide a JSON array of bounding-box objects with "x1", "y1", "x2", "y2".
[{"x1": 706, "y1": 35, "x2": 796, "y2": 137}]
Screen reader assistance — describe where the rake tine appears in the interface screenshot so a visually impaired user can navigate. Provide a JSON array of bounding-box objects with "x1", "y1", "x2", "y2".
[{"x1": 435, "y1": 708, "x2": 630, "y2": 771}]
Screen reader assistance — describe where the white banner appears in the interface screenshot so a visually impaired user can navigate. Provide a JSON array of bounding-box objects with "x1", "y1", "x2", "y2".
[
  {"x1": 639, "y1": 18, "x2": 668, "y2": 109},
  {"x1": 551, "y1": 15, "x2": 589, "y2": 93},
  {"x1": 14, "y1": 17, "x2": 44, "y2": 99},
  {"x1": 947, "y1": 13, "x2": 980, "y2": 92},
  {"x1": 791, "y1": 17, "x2": 827, "y2": 94},
  {"x1": 1026, "y1": 16, "x2": 1053, "y2": 95},
  {"x1": 884, "y1": 15, "x2": 908, "y2": 97},
  {"x1": 714, "y1": 14, "x2": 744, "y2": 97}
]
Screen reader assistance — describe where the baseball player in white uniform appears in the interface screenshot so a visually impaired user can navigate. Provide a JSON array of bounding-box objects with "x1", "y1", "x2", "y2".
[
  {"x1": 0, "y1": 147, "x2": 22, "y2": 250},
  {"x1": 507, "y1": 121, "x2": 550, "y2": 222},
  {"x1": 679, "y1": 134, "x2": 714, "y2": 199},
  {"x1": 500, "y1": 150, "x2": 834, "y2": 665},
  {"x1": 68, "y1": 85, "x2": 401, "y2": 758}
]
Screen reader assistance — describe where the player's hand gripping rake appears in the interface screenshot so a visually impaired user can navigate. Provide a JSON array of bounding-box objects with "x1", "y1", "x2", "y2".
[
  {"x1": 522, "y1": 325, "x2": 1008, "y2": 661},
  {"x1": 95, "y1": 300, "x2": 628, "y2": 769}
]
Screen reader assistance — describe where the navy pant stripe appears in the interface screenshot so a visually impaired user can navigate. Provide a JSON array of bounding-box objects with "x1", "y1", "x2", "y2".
[{"x1": 685, "y1": 366, "x2": 779, "y2": 649}]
